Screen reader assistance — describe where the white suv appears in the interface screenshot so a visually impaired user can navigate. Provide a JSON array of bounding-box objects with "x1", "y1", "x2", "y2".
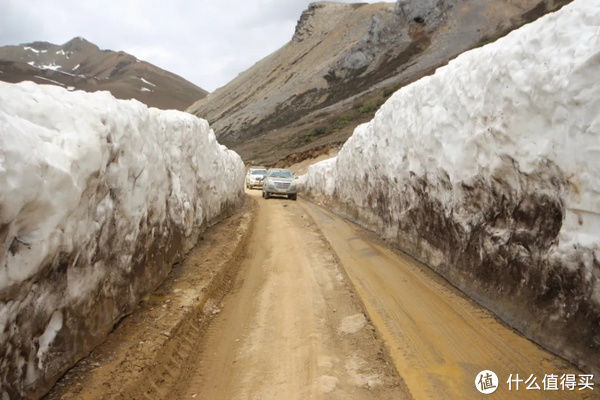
[
  {"x1": 246, "y1": 166, "x2": 267, "y2": 189},
  {"x1": 262, "y1": 168, "x2": 297, "y2": 200}
]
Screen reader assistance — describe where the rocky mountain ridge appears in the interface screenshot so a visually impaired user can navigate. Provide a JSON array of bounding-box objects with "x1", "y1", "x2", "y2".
[{"x1": 0, "y1": 37, "x2": 208, "y2": 111}]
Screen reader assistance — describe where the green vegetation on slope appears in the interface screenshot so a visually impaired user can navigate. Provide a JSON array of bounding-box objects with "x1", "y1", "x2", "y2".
[{"x1": 297, "y1": 92, "x2": 391, "y2": 145}]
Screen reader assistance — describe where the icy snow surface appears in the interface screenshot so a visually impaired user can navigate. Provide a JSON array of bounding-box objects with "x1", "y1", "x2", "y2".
[
  {"x1": 304, "y1": 0, "x2": 600, "y2": 375},
  {"x1": 0, "y1": 81, "x2": 245, "y2": 397}
]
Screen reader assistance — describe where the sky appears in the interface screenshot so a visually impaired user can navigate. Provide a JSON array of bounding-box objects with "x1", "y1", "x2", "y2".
[{"x1": 0, "y1": 0, "x2": 383, "y2": 92}]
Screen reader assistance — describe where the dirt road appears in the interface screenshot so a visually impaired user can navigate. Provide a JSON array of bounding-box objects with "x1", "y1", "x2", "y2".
[
  {"x1": 302, "y1": 200, "x2": 596, "y2": 400},
  {"x1": 47, "y1": 190, "x2": 594, "y2": 400},
  {"x1": 173, "y1": 190, "x2": 408, "y2": 399}
]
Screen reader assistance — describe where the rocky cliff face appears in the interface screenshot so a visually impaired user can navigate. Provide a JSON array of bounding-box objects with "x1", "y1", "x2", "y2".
[
  {"x1": 303, "y1": 0, "x2": 599, "y2": 377},
  {"x1": 188, "y1": 0, "x2": 571, "y2": 165},
  {"x1": 0, "y1": 37, "x2": 208, "y2": 111},
  {"x1": 395, "y1": 0, "x2": 450, "y2": 29}
]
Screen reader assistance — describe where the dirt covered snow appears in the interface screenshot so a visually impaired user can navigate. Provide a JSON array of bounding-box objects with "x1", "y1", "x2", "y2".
[{"x1": 0, "y1": 81, "x2": 244, "y2": 398}]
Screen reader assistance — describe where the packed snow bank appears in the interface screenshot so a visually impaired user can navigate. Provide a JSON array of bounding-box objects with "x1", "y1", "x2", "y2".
[
  {"x1": 303, "y1": 0, "x2": 600, "y2": 375},
  {"x1": 0, "y1": 81, "x2": 245, "y2": 398}
]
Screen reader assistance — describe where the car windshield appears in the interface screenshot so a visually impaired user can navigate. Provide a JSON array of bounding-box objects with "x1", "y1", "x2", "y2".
[
  {"x1": 269, "y1": 170, "x2": 293, "y2": 178},
  {"x1": 251, "y1": 170, "x2": 267, "y2": 175}
]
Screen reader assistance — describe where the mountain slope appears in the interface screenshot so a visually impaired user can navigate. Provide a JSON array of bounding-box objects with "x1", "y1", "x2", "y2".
[
  {"x1": 188, "y1": 0, "x2": 571, "y2": 164},
  {"x1": 0, "y1": 37, "x2": 208, "y2": 111}
]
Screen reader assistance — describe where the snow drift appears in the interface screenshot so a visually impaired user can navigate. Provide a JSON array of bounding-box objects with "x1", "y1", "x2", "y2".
[
  {"x1": 0, "y1": 81, "x2": 244, "y2": 398},
  {"x1": 303, "y1": 0, "x2": 600, "y2": 375}
]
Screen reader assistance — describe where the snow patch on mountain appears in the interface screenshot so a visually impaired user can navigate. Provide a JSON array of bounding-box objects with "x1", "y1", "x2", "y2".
[
  {"x1": 0, "y1": 81, "x2": 244, "y2": 397},
  {"x1": 140, "y1": 77, "x2": 156, "y2": 87},
  {"x1": 38, "y1": 63, "x2": 61, "y2": 71},
  {"x1": 33, "y1": 76, "x2": 66, "y2": 86},
  {"x1": 26, "y1": 61, "x2": 63, "y2": 72},
  {"x1": 23, "y1": 46, "x2": 40, "y2": 54},
  {"x1": 303, "y1": 0, "x2": 600, "y2": 375}
]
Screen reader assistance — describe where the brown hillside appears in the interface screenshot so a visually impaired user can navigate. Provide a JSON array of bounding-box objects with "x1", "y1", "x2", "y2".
[
  {"x1": 0, "y1": 37, "x2": 207, "y2": 111},
  {"x1": 188, "y1": 0, "x2": 570, "y2": 165}
]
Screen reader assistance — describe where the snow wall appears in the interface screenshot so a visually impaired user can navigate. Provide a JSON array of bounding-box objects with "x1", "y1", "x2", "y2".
[
  {"x1": 303, "y1": 0, "x2": 600, "y2": 375},
  {"x1": 0, "y1": 81, "x2": 245, "y2": 398}
]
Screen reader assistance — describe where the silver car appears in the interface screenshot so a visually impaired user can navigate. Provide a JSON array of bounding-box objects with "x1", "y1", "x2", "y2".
[
  {"x1": 262, "y1": 168, "x2": 297, "y2": 200},
  {"x1": 246, "y1": 166, "x2": 267, "y2": 189}
]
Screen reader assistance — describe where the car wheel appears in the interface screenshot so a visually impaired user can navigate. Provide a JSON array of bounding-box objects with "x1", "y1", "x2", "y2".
[
  {"x1": 265, "y1": 191, "x2": 270, "y2": 199},
  {"x1": 289, "y1": 194, "x2": 297, "y2": 201}
]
